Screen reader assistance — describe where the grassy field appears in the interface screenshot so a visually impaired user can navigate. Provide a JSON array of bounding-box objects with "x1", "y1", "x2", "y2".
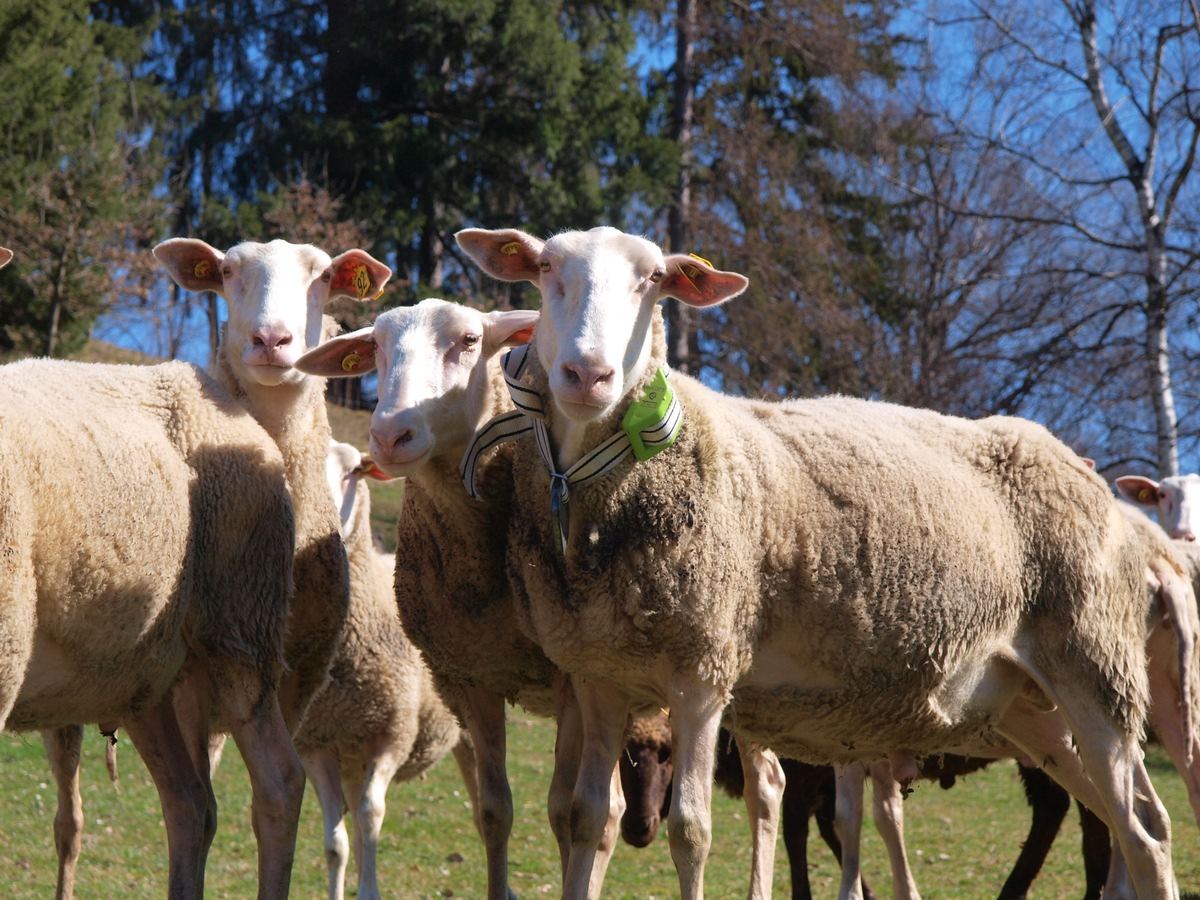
[{"x1": 2, "y1": 716, "x2": 1199, "y2": 898}]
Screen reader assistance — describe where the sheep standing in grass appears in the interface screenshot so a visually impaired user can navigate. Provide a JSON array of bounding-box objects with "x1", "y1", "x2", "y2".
[
  {"x1": 296, "y1": 299, "x2": 653, "y2": 899},
  {"x1": 456, "y1": 225, "x2": 1176, "y2": 900},
  {"x1": 0, "y1": 357, "x2": 302, "y2": 899},
  {"x1": 154, "y1": 237, "x2": 392, "y2": 734},
  {"x1": 295, "y1": 440, "x2": 478, "y2": 900},
  {"x1": 295, "y1": 299, "x2": 561, "y2": 900}
]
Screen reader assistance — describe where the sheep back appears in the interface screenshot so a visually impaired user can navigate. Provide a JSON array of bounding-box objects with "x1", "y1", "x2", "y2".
[{"x1": 0, "y1": 359, "x2": 293, "y2": 731}]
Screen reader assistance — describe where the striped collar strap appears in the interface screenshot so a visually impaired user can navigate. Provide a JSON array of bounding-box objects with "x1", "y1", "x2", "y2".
[{"x1": 460, "y1": 344, "x2": 683, "y2": 554}]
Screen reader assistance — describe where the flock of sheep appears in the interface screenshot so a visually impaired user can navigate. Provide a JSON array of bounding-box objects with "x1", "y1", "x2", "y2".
[{"x1": 1, "y1": 225, "x2": 1199, "y2": 900}]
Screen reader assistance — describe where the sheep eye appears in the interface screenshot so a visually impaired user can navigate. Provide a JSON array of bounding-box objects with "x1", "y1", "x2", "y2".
[
  {"x1": 649, "y1": 270, "x2": 664, "y2": 283},
  {"x1": 539, "y1": 261, "x2": 551, "y2": 272},
  {"x1": 462, "y1": 333, "x2": 480, "y2": 347},
  {"x1": 321, "y1": 271, "x2": 332, "y2": 282},
  {"x1": 222, "y1": 266, "x2": 233, "y2": 278}
]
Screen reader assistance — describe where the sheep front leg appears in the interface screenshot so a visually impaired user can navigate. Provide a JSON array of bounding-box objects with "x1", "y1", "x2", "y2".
[
  {"x1": 833, "y1": 762, "x2": 866, "y2": 900},
  {"x1": 123, "y1": 698, "x2": 212, "y2": 899},
  {"x1": 549, "y1": 672, "x2": 582, "y2": 877},
  {"x1": 737, "y1": 739, "x2": 785, "y2": 900},
  {"x1": 563, "y1": 677, "x2": 630, "y2": 900},
  {"x1": 43, "y1": 725, "x2": 84, "y2": 900},
  {"x1": 665, "y1": 678, "x2": 725, "y2": 900},
  {"x1": 300, "y1": 750, "x2": 350, "y2": 900},
  {"x1": 353, "y1": 742, "x2": 405, "y2": 900},
  {"x1": 226, "y1": 692, "x2": 305, "y2": 900},
  {"x1": 457, "y1": 684, "x2": 516, "y2": 900}
]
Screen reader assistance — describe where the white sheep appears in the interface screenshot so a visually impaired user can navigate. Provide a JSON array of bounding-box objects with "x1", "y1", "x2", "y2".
[
  {"x1": 294, "y1": 439, "x2": 479, "y2": 900},
  {"x1": 0, "y1": 357, "x2": 303, "y2": 899},
  {"x1": 456, "y1": 225, "x2": 1177, "y2": 900},
  {"x1": 294, "y1": 299, "x2": 636, "y2": 900},
  {"x1": 1116, "y1": 473, "x2": 1200, "y2": 542},
  {"x1": 154, "y1": 237, "x2": 392, "y2": 733}
]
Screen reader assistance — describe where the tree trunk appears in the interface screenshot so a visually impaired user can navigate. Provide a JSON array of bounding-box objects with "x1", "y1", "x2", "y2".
[{"x1": 666, "y1": 0, "x2": 696, "y2": 375}]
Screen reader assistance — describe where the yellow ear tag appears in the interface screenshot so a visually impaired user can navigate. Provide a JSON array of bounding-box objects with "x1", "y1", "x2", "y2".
[
  {"x1": 193, "y1": 260, "x2": 212, "y2": 279},
  {"x1": 341, "y1": 352, "x2": 362, "y2": 373},
  {"x1": 688, "y1": 252, "x2": 713, "y2": 268},
  {"x1": 1139, "y1": 488, "x2": 1156, "y2": 503},
  {"x1": 500, "y1": 241, "x2": 521, "y2": 255},
  {"x1": 351, "y1": 264, "x2": 371, "y2": 300}
]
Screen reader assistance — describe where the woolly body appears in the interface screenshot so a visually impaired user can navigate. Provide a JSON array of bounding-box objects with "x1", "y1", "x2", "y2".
[
  {"x1": 506, "y1": 312, "x2": 1148, "y2": 766},
  {"x1": 0, "y1": 358, "x2": 294, "y2": 732}
]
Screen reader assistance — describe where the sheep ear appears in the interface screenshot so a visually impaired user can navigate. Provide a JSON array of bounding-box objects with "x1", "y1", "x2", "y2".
[
  {"x1": 356, "y1": 456, "x2": 397, "y2": 482},
  {"x1": 154, "y1": 238, "x2": 226, "y2": 295},
  {"x1": 1115, "y1": 475, "x2": 1161, "y2": 507},
  {"x1": 0, "y1": 247, "x2": 12, "y2": 269},
  {"x1": 456, "y1": 228, "x2": 544, "y2": 283},
  {"x1": 483, "y1": 308, "x2": 538, "y2": 353},
  {"x1": 660, "y1": 253, "x2": 749, "y2": 308},
  {"x1": 294, "y1": 327, "x2": 378, "y2": 378},
  {"x1": 326, "y1": 250, "x2": 392, "y2": 302}
]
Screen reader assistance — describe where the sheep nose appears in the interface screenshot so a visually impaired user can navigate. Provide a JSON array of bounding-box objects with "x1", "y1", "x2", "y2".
[
  {"x1": 561, "y1": 361, "x2": 614, "y2": 392},
  {"x1": 371, "y1": 427, "x2": 414, "y2": 455},
  {"x1": 251, "y1": 327, "x2": 293, "y2": 351}
]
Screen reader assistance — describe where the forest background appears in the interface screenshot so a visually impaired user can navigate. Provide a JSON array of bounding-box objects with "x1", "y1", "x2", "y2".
[{"x1": 3, "y1": 0, "x2": 1200, "y2": 479}]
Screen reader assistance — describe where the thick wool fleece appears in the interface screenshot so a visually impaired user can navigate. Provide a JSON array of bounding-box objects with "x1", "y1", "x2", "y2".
[
  {"x1": 295, "y1": 475, "x2": 464, "y2": 780},
  {"x1": 214, "y1": 326, "x2": 350, "y2": 728},
  {"x1": 394, "y1": 353, "x2": 559, "y2": 716},
  {"x1": 504, "y1": 311, "x2": 1149, "y2": 763},
  {"x1": 0, "y1": 359, "x2": 294, "y2": 732}
]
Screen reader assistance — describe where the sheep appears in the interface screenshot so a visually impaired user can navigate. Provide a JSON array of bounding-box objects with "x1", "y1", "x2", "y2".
[
  {"x1": 154, "y1": 237, "x2": 393, "y2": 734},
  {"x1": 0, "y1": 357, "x2": 302, "y2": 899},
  {"x1": 294, "y1": 298, "x2": 564, "y2": 900},
  {"x1": 455, "y1": 224, "x2": 1176, "y2": 900},
  {"x1": 295, "y1": 298, "x2": 700, "y2": 899},
  {"x1": 294, "y1": 439, "x2": 479, "y2": 900},
  {"x1": 1116, "y1": 473, "x2": 1200, "y2": 541}
]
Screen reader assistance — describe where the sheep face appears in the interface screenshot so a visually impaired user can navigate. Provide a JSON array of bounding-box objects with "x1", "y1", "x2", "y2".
[
  {"x1": 153, "y1": 237, "x2": 391, "y2": 387},
  {"x1": 1116, "y1": 473, "x2": 1200, "y2": 541},
  {"x1": 296, "y1": 298, "x2": 537, "y2": 477},
  {"x1": 456, "y1": 226, "x2": 748, "y2": 430}
]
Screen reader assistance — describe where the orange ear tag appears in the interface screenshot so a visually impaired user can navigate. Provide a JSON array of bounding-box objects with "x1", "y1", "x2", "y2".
[
  {"x1": 500, "y1": 241, "x2": 521, "y2": 255},
  {"x1": 341, "y1": 352, "x2": 362, "y2": 373}
]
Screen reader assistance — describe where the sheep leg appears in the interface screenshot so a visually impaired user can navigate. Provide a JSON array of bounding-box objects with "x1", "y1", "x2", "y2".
[
  {"x1": 300, "y1": 749, "x2": 350, "y2": 900},
  {"x1": 869, "y1": 761, "x2": 920, "y2": 900},
  {"x1": 352, "y1": 742, "x2": 405, "y2": 900},
  {"x1": 996, "y1": 763, "x2": 1071, "y2": 899},
  {"x1": 457, "y1": 684, "x2": 516, "y2": 900},
  {"x1": 1077, "y1": 799, "x2": 1111, "y2": 900},
  {"x1": 738, "y1": 740, "x2": 785, "y2": 900},
  {"x1": 122, "y1": 698, "x2": 212, "y2": 899},
  {"x1": 997, "y1": 695, "x2": 1176, "y2": 900},
  {"x1": 548, "y1": 675, "x2": 624, "y2": 895},
  {"x1": 43, "y1": 725, "x2": 84, "y2": 900},
  {"x1": 451, "y1": 736, "x2": 483, "y2": 818},
  {"x1": 562, "y1": 677, "x2": 630, "y2": 900},
  {"x1": 664, "y1": 676, "x2": 725, "y2": 900},
  {"x1": 833, "y1": 763, "x2": 867, "y2": 900},
  {"x1": 225, "y1": 690, "x2": 305, "y2": 900},
  {"x1": 549, "y1": 672, "x2": 582, "y2": 877}
]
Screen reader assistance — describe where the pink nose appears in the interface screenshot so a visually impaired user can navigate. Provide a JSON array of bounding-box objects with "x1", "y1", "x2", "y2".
[
  {"x1": 371, "y1": 427, "x2": 414, "y2": 455},
  {"x1": 561, "y1": 361, "x2": 614, "y2": 393},
  {"x1": 251, "y1": 328, "x2": 293, "y2": 351}
]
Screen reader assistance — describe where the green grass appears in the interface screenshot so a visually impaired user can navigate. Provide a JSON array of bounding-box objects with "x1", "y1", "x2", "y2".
[{"x1": 2, "y1": 718, "x2": 1199, "y2": 898}]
